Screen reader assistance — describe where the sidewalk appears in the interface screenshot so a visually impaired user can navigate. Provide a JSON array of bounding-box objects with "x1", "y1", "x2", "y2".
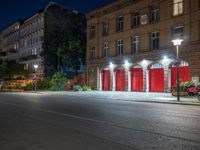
[{"x1": 43, "y1": 91, "x2": 200, "y2": 106}]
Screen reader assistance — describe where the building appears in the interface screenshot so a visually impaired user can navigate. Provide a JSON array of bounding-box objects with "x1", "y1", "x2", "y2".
[
  {"x1": 1, "y1": 2, "x2": 83, "y2": 78},
  {"x1": 0, "y1": 32, "x2": 3, "y2": 50},
  {"x1": 86, "y1": 0, "x2": 200, "y2": 92},
  {"x1": 1, "y1": 21, "x2": 21, "y2": 61}
]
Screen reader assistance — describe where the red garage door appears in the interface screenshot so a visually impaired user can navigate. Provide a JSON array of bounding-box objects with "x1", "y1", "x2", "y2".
[
  {"x1": 116, "y1": 69, "x2": 126, "y2": 91},
  {"x1": 171, "y1": 66, "x2": 190, "y2": 89},
  {"x1": 149, "y1": 68, "x2": 164, "y2": 92},
  {"x1": 102, "y1": 70, "x2": 110, "y2": 91},
  {"x1": 131, "y1": 68, "x2": 143, "y2": 92}
]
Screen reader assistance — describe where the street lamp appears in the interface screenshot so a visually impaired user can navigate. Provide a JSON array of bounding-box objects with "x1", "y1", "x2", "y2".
[
  {"x1": 172, "y1": 39, "x2": 183, "y2": 101},
  {"x1": 33, "y1": 64, "x2": 38, "y2": 92}
]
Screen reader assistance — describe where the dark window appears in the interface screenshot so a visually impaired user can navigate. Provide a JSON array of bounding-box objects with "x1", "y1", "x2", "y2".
[
  {"x1": 89, "y1": 26, "x2": 95, "y2": 38},
  {"x1": 131, "y1": 36, "x2": 140, "y2": 53},
  {"x1": 90, "y1": 47, "x2": 95, "y2": 59},
  {"x1": 173, "y1": 26, "x2": 183, "y2": 38},
  {"x1": 132, "y1": 12, "x2": 140, "y2": 27},
  {"x1": 116, "y1": 39, "x2": 124, "y2": 55},
  {"x1": 103, "y1": 21, "x2": 109, "y2": 36},
  {"x1": 116, "y1": 16, "x2": 124, "y2": 32},
  {"x1": 103, "y1": 42, "x2": 109, "y2": 57},
  {"x1": 151, "y1": 31, "x2": 159, "y2": 50},
  {"x1": 150, "y1": 5, "x2": 159, "y2": 22}
]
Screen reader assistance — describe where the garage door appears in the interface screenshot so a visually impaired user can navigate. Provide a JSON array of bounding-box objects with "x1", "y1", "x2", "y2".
[
  {"x1": 171, "y1": 66, "x2": 190, "y2": 89},
  {"x1": 149, "y1": 68, "x2": 164, "y2": 92},
  {"x1": 102, "y1": 70, "x2": 110, "y2": 91},
  {"x1": 131, "y1": 68, "x2": 143, "y2": 92},
  {"x1": 116, "y1": 69, "x2": 126, "y2": 91}
]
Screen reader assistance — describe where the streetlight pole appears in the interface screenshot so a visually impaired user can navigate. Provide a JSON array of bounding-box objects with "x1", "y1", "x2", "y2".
[
  {"x1": 172, "y1": 39, "x2": 183, "y2": 101},
  {"x1": 33, "y1": 64, "x2": 38, "y2": 93}
]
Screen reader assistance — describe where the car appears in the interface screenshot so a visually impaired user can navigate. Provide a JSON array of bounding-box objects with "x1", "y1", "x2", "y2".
[{"x1": 187, "y1": 85, "x2": 198, "y2": 96}]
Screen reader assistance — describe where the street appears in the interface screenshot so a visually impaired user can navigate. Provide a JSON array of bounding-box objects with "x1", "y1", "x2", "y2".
[{"x1": 0, "y1": 92, "x2": 200, "y2": 150}]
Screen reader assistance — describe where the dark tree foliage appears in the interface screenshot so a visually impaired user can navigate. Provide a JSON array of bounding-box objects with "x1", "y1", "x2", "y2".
[
  {"x1": 42, "y1": 10, "x2": 86, "y2": 77},
  {"x1": 0, "y1": 60, "x2": 28, "y2": 79}
]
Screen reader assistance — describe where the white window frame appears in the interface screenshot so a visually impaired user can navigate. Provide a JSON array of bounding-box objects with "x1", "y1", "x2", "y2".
[
  {"x1": 132, "y1": 36, "x2": 140, "y2": 53},
  {"x1": 117, "y1": 39, "x2": 124, "y2": 55},
  {"x1": 173, "y1": 0, "x2": 183, "y2": 16}
]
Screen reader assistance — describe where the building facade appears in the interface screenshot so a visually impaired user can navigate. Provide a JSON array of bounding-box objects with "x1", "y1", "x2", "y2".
[
  {"x1": 86, "y1": 0, "x2": 200, "y2": 92},
  {"x1": 1, "y1": 21, "x2": 20, "y2": 61}
]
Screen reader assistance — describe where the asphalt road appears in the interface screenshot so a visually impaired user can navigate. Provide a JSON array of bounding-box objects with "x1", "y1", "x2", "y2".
[{"x1": 0, "y1": 92, "x2": 200, "y2": 150}]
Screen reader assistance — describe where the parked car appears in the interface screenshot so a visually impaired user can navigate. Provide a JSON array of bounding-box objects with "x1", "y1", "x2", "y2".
[{"x1": 187, "y1": 85, "x2": 198, "y2": 96}]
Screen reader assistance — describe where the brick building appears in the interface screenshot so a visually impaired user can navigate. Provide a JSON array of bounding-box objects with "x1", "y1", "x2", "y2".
[{"x1": 86, "y1": 0, "x2": 200, "y2": 92}]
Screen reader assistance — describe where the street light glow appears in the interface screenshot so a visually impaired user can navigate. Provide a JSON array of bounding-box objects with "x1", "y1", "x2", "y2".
[
  {"x1": 124, "y1": 60, "x2": 129, "y2": 67},
  {"x1": 109, "y1": 62, "x2": 114, "y2": 69},
  {"x1": 172, "y1": 39, "x2": 183, "y2": 46},
  {"x1": 34, "y1": 64, "x2": 39, "y2": 69},
  {"x1": 163, "y1": 55, "x2": 168, "y2": 61}
]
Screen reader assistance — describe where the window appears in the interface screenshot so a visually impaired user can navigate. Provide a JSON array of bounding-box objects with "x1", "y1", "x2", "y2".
[
  {"x1": 151, "y1": 31, "x2": 159, "y2": 50},
  {"x1": 150, "y1": 5, "x2": 159, "y2": 22},
  {"x1": 131, "y1": 36, "x2": 140, "y2": 53},
  {"x1": 116, "y1": 39, "x2": 124, "y2": 55},
  {"x1": 103, "y1": 42, "x2": 109, "y2": 57},
  {"x1": 90, "y1": 47, "x2": 95, "y2": 60},
  {"x1": 89, "y1": 26, "x2": 96, "y2": 38},
  {"x1": 32, "y1": 48, "x2": 37, "y2": 55},
  {"x1": 103, "y1": 21, "x2": 109, "y2": 36},
  {"x1": 172, "y1": 26, "x2": 183, "y2": 38},
  {"x1": 173, "y1": 0, "x2": 183, "y2": 16},
  {"x1": 132, "y1": 12, "x2": 140, "y2": 27},
  {"x1": 116, "y1": 16, "x2": 124, "y2": 32}
]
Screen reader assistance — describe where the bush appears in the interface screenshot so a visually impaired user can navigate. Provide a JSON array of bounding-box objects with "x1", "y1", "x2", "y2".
[
  {"x1": 82, "y1": 85, "x2": 92, "y2": 91},
  {"x1": 50, "y1": 72, "x2": 68, "y2": 91},
  {"x1": 173, "y1": 81, "x2": 195, "y2": 92},
  {"x1": 37, "y1": 79, "x2": 50, "y2": 91},
  {"x1": 24, "y1": 83, "x2": 34, "y2": 91},
  {"x1": 73, "y1": 85, "x2": 82, "y2": 91}
]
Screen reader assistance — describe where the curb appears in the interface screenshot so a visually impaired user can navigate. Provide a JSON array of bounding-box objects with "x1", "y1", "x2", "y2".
[{"x1": 135, "y1": 100, "x2": 200, "y2": 106}]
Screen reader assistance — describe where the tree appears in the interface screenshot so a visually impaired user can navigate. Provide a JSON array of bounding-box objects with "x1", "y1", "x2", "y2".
[
  {"x1": 50, "y1": 72, "x2": 68, "y2": 91},
  {"x1": 0, "y1": 60, "x2": 28, "y2": 79},
  {"x1": 42, "y1": 11, "x2": 86, "y2": 77}
]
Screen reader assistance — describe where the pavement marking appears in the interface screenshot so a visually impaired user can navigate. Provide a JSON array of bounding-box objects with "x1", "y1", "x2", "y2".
[{"x1": 0, "y1": 100, "x2": 200, "y2": 145}]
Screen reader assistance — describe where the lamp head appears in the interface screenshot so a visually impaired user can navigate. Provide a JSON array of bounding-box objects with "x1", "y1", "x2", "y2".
[{"x1": 172, "y1": 39, "x2": 183, "y2": 46}]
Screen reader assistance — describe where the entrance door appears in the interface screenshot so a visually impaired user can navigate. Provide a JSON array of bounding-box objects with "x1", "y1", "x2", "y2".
[
  {"x1": 171, "y1": 66, "x2": 190, "y2": 89},
  {"x1": 131, "y1": 68, "x2": 143, "y2": 91},
  {"x1": 116, "y1": 69, "x2": 126, "y2": 91},
  {"x1": 149, "y1": 68, "x2": 164, "y2": 92},
  {"x1": 102, "y1": 70, "x2": 110, "y2": 91}
]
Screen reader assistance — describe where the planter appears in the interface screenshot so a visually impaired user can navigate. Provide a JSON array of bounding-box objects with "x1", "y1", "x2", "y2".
[{"x1": 172, "y1": 91, "x2": 188, "y2": 96}]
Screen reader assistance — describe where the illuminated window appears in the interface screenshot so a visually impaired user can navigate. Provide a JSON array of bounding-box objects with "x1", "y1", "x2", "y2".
[{"x1": 173, "y1": 0, "x2": 183, "y2": 16}]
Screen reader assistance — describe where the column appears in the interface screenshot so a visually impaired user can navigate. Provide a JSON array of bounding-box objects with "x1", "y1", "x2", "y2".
[
  {"x1": 127, "y1": 70, "x2": 131, "y2": 91},
  {"x1": 146, "y1": 70, "x2": 149, "y2": 92},
  {"x1": 112, "y1": 70, "x2": 116, "y2": 91},
  {"x1": 99, "y1": 70, "x2": 102, "y2": 91},
  {"x1": 168, "y1": 69, "x2": 171, "y2": 92}
]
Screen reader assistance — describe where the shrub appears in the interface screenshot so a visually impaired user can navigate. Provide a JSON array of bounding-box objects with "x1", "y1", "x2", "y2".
[
  {"x1": 82, "y1": 85, "x2": 92, "y2": 91},
  {"x1": 50, "y1": 72, "x2": 68, "y2": 91},
  {"x1": 24, "y1": 83, "x2": 34, "y2": 91},
  {"x1": 73, "y1": 85, "x2": 82, "y2": 91},
  {"x1": 37, "y1": 79, "x2": 51, "y2": 91}
]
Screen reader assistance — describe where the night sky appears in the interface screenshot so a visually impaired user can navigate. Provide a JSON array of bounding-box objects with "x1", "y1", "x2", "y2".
[{"x1": 0, "y1": 0, "x2": 113, "y2": 31}]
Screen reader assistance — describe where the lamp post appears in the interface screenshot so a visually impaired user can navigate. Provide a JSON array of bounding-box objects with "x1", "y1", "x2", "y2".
[
  {"x1": 172, "y1": 39, "x2": 183, "y2": 101},
  {"x1": 33, "y1": 64, "x2": 38, "y2": 92}
]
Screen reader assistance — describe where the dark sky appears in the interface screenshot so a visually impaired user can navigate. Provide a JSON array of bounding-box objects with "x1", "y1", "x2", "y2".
[{"x1": 0, "y1": 0, "x2": 113, "y2": 31}]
